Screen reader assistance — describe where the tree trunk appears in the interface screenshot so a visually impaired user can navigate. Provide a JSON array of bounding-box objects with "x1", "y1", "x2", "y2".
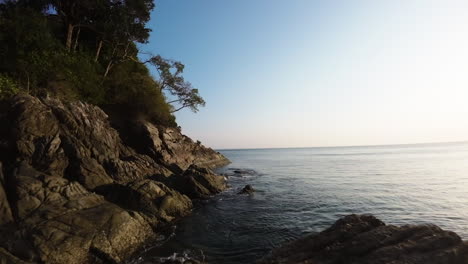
[
  {"x1": 73, "y1": 26, "x2": 81, "y2": 52},
  {"x1": 103, "y1": 61, "x2": 113, "y2": 78},
  {"x1": 26, "y1": 72, "x2": 30, "y2": 94},
  {"x1": 103, "y1": 45, "x2": 118, "y2": 79},
  {"x1": 95, "y1": 40, "x2": 103, "y2": 62},
  {"x1": 66, "y1": 23, "x2": 74, "y2": 51}
]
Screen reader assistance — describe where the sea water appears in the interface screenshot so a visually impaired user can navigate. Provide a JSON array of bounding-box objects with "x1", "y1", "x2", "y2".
[{"x1": 135, "y1": 142, "x2": 468, "y2": 264}]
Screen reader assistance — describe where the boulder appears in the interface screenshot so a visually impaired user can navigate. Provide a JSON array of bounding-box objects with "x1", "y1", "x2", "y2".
[
  {"x1": 258, "y1": 214, "x2": 468, "y2": 264},
  {"x1": 156, "y1": 165, "x2": 227, "y2": 199}
]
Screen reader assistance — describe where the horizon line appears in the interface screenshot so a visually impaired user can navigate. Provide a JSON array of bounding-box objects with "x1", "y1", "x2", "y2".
[{"x1": 215, "y1": 140, "x2": 468, "y2": 151}]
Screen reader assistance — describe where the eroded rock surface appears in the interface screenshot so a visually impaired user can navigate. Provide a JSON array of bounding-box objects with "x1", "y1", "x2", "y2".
[
  {"x1": 258, "y1": 214, "x2": 468, "y2": 264},
  {"x1": 0, "y1": 95, "x2": 229, "y2": 264}
]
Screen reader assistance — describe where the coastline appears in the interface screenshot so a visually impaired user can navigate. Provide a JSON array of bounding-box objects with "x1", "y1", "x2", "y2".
[
  {"x1": 0, "y1": 96, "x2": 467, "y2": 264},
  {"x1": 0, "y1": 95, "x2": 230, "y2": 264},
  {"x1": 258, "y1": 214, "x2": 468, "y2": 264}
]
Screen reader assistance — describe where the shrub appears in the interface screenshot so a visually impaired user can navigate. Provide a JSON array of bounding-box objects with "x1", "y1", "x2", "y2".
[
  {"x1": 104, "y1": 61, "x2": 176, "y2": 127},
  {"x1": 0, "y1": 73, "x2": 19, "y2": 99}
]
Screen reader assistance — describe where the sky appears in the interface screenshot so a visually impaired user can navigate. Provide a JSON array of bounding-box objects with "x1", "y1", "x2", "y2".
[{"x1": 142, "y1": 0, "x2": 468, "y2": 149}]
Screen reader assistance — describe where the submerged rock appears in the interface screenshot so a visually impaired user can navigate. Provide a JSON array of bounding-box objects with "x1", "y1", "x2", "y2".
[
  {"x1": 258, "y1": 214, "x2": 468, "y2": 264},
  {"x1": 231, "y1": 168, "x2": 257, "y2": 176},
  {"x1": 0, "y1": 95, "x2": 230, "y2": 264},
  {"x1": 238, "y1": 184, "x2": 255, "y2": 194}
]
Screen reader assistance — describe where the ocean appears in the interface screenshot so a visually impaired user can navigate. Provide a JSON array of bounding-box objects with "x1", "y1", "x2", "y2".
[{"x1": 134, "y1": 142, "x2": 468, "y2": 263}]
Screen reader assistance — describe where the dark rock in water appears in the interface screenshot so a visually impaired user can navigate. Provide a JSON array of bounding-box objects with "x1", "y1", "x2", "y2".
[
  {"x1": 238, "y1": 184, "x2": 255, "y2": 194},
  {"x1": 0, "y1": 95, "x2": 230, "y2": 264},
  {"x1": 258, "y1": 214, "x2": 468, "y2": 264},
  {"x1": 232, "y1": 169, "x2": 256, "y2": 175},
  {"x1": 223, "y1": 168, "x2": 257, "y2": 178}
]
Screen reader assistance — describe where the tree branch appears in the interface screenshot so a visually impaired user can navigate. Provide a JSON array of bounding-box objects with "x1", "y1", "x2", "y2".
[
  {"x1": 171, "y1": 105, "x2": 186, "y2": 113},
  {"x1": 168, "y1": 98, "x2": 184, "y2": 104}
]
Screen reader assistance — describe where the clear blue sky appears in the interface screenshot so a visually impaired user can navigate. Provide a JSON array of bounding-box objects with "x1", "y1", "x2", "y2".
[{"x1": 141, "y1": 0, "x2": 468, "y2": 149}]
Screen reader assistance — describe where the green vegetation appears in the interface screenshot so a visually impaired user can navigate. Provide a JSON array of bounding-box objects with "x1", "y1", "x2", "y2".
[{"x1": 0, "y1": 0, "x2": 206, "y2": 126}]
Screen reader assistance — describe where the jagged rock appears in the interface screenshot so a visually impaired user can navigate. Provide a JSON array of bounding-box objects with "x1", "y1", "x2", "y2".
[
  {"x1": 155, "y1": 165, "x2": 227, "y2": 199},
  {"x1": 0, "y1": 247, "x2": 33, "y2": 264},
  {"x1": 258, "y1": 214, "x2": 468, "y2": 264},
  {"x1": 121, "y1": 121, "x2": 230, "y2": 172},
  {"x1": 96, "y1": 179, "x2": 192, "y2": 224},
  {"x1": 238, "y1": 184, "x2": 255, "y2": 194},
  {"x1": 0, "y1": 95, "x2": 230, "y2": 263},
  {"x1": 0, "y1": 162, "x2": 13, "y2": 226}
]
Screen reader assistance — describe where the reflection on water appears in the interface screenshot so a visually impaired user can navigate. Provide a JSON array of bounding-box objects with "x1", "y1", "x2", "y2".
[{"x1": 133, "y1": 142, "x2": 468, "y2": 264}]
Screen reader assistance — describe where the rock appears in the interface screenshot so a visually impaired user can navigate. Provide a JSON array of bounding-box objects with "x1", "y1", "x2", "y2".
[
  {"x1": 223, "y1": 168, "x2": 257, "y2": 177},
  {"x1": 238, "y1": 184, "x2": 255, "y2": 194},
  {"x1": 0, "y1": 247, "x2": 33, "y2": 264},
  {"x1": 258, "y1": 214, "x2": 468, "y2": 264},
  {"x1": 0, "y1": 163, "x2": 13, "y2": 226},
  {"x1": 95, "y1": 179, "x2": 193, "y2": 224},
  {"x1": 109, "y1": 121, "x2": 230, "y2": 172},
  {"x1": 233, "y1": 169, "x2": 253, "y2": 175},
  {"x1": 156, "y1": 165, "x2": 227, "y2": 199},
  {"x1": 0, "y1": 95, "x2": 230, "y2": 263}
]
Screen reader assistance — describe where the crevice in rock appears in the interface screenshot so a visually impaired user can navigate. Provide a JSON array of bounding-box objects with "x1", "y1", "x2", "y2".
[{"x1": 2, "y1": 162, "x2": 20, "y2": 223}]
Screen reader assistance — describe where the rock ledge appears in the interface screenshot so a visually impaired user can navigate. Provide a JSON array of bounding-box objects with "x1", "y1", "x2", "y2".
[{"x1": 258, "y1": 214, "x2": 468, "y2": 264}]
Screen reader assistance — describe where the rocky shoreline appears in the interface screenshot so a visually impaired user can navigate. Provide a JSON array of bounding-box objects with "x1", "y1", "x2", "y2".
[
  {"x1": 0, "y1": 95, "x2": 229, "y2": 264},
  {"x1": 258, "y1": 214, "x2": 468, "y2": 264},
  {"x1": 1, "y1": 95, "x2": 467, "y2": 264}
]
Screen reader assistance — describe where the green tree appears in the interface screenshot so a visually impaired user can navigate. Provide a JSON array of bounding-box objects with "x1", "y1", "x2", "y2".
[
  {"x1": 149, "y1": 55, "x2": 206, "y2": 113},
  {"x1": 0, "y1": 0, "x2": 205, "y2": 127}
]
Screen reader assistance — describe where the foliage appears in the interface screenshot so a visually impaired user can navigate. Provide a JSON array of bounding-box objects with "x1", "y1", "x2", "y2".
[
  {"x1": 149, "y1": 55, "x2": 206, "y2": 113},
  {"x1": 0, "y1": 73, "x2": 19, "y2": 99},
  {"x1": 104, "y1": 61, "x2": 176, "y2": 126},
  {"x1": 0, "y1": 0, "x2": 205, "y2": 127}
]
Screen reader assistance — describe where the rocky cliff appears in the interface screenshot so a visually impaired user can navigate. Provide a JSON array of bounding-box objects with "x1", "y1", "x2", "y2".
[
  {"x1": 0, "y1": 95, "x2": 230, "y2": 264},
  {"x1": 258, "y1": 214, "x2": 468, "y2": 264}
]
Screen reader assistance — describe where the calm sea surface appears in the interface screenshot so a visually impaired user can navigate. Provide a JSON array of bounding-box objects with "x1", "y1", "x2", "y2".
[{"x1": 134, "y1": 142, "x2": 468, "y2": 263}]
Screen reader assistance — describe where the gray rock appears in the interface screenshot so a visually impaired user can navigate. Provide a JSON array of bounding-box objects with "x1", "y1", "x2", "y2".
[
  {"x1": 156, "y1": 165, "x2": 227, "y2": 199},
  {"x1": 258, "y1": 214, "x2": 468, "y2": 264},
  {"x1": 0, "y1": 95, "x2": 230, "y2": 263},
  {"x1": 108, "y1": 120, "x2": 230, "y2": 173}
]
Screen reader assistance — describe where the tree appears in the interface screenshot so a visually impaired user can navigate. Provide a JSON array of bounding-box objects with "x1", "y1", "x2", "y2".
[
  {"x1": 48, "y1": 0, "x2": 95, "y2": 51},
  {"x1": 96, "y1": 0, "x2": 153, "y2": 76},
  {"x1": 148, "y1": 55, "x2": 205, "y2": 113},
  {"x1": 0, "y1": 0, "x2": 205, "y2": 126}
]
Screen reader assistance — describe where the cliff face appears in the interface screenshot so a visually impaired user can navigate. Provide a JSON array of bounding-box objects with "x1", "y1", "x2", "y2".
[{"x1": 0, "y1": 95, "x2": 229, "y2": 264}]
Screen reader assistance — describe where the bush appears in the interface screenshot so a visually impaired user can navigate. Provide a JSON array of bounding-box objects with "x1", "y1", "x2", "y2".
[
  {"x1": 104, "y1": 61, "x2": 176, "y2": 127},
  {"x1": 0, "y1": 73, "x2": 19, "y2": 99}
]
